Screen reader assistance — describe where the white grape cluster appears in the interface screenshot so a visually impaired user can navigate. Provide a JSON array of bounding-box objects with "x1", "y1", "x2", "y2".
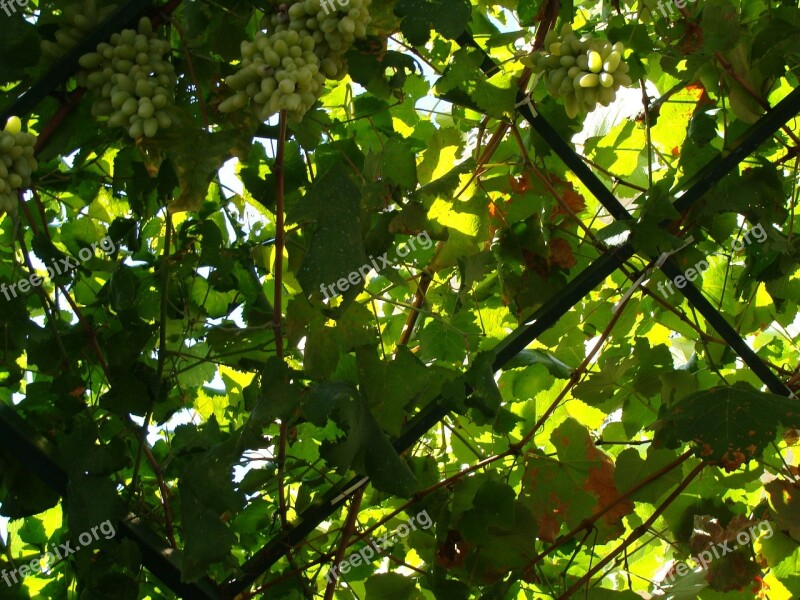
[
  {"x1": 522, "y1": 24, "x2": 633, "y2": 119},
  {"x1": 41, "y1": 0, "x2": 119, "y2": 63},
  {"x1": 265, "y1": 0, "x2": 371, "y2": 79},
  {"x1": 219, "y1": 30, "x2": 326, "y2": 122},
  {"x1": 221, "y1": 0, "x2": 371, "y2": 122},
  {"x1": 0, "y1": 118, "x2": 37, "y2": 216},
  {"x1": 78, "y1": 17, "x2": 175, "y2": 139}
]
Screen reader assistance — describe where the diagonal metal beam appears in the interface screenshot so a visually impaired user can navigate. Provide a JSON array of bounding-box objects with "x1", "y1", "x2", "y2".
[{"x1": 516, "y1": 89, "x2": 799, "y2": 395}]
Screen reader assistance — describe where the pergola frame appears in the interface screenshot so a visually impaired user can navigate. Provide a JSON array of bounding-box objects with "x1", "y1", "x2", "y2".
[{"x1": 1, "y1": 3, "x2": 798, "y2": 599}]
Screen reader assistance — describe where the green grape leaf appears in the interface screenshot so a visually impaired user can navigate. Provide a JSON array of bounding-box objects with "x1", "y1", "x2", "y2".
[
  {"x1": 653, "y1": 382, "x2": 800, "y2": 471},
  {"x1": 292, "y1": 164, "x2": 368, "y2": 297},
  {"x1": 394, "y1": 0, "x2": 472, "y2": 45},
  {"x1": 319, "y1": 388, "x2": 418, "y2": 496},
  {"x1": 520, "y1": 419, "x2": 634, "y2": 543}
]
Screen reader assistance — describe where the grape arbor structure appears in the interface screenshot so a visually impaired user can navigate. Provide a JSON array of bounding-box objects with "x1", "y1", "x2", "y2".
[{"x1": 2, "y1": 1, "x2": 800, "y2": 599}]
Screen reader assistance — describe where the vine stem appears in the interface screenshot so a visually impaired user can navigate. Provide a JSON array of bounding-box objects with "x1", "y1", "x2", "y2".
[
  {"x1": 274, "y1": 110, "x2": 289, "y2": 527},
  {"x1": 323, "y1": 488, "x2": 365, "y2": 600},
  {"x1": 266, "y1": 109, "x2": 312, "y2": 598},
  {"x1": 556, "y1": 463, "x2": 705, "y2": 599},
  {"x1": 129, "y1": 209, "x2": 174, "y2": 519},
  {"x1": 33, "y1": 89, "x2": 85, "y2": 154}
]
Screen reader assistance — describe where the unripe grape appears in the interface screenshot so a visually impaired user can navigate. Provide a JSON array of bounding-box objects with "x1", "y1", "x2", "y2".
[
  {"x1": 273, "y1": 39, "x2": 289, "y2": 57},
  {"x1": 289, "y1": 3, "x2": 306, "y2": 19},
  {"x1": 219, "y1": 96, "x2": 241, "y2": 113},
  {"x1": 588, "y1": 51, "x2": 603, "y2": 73},
  {"x1": 559, "y1": 55, "x2": 576, "y2": 68},
  {"x1": 598, "y1": 86, "x2": 616, "y2": 106},
  {"x1": 135, "y1": 78, "x2": 151, "y2": 97},
  {"x1": 524, "y1": 30, "x2": 631, "y2": 117},
  {"x1": 119, "y1": 29, "x2": 135, "y2": 45},
  {"x1": 279, "y1": 79, "x2": 296, "y2": 94},
  {"x1": 614, "y1": 72, "x2": 632, "y2": 86},
  {"x1": 111, "y1": 91, "x2": 129, "y2": 108},
  {"x1": 152, "y1": 94, "x2": 168, "y2": 109},
  {"x1": 604, "y1": 51, "x2": 621, "y2": 73},
  {"x1": 107, "y1": 111, "x2": 128, "y2": 128},
  {"x1": 7, "y1": 174, "x2": 22, "y2": 189},
  {"x1": 137, "y1": 101, "x2": 155, "y2": 119},
  {"x1": 339, "y1": 17, "x2": 355, "y2": 35},
  {"x1": 128, "y1": 120, "x2": 144, "y2": 138},
  {"x1": 300, "y1": 91, "x2": 316, "y2": 107},
  {"x1": 565, "y1": 93, "x2": 579, "y2": 118},
  {"x1": 281, "y1": 93, "x2": 302, "y2": 111},
  {"x1": 79, "y1": 52, "x2": 104, "y2": 69},
  {"x1": 142, "y1": 118, "x2": 158, "y2": 138},
  {"x1": 139, "y1": 17, "x2": 153, "y2": 35},
  {"x1": 4, "y1": 117, "x2": 21, "y2": 136},
  {"x1": 155, "y1": 112, "x2": 172, "y2": 129}
]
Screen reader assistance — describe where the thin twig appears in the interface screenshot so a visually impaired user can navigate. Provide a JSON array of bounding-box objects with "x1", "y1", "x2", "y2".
[{"x1": 323, "y1": 489, "x2": 365, "y2": 599}]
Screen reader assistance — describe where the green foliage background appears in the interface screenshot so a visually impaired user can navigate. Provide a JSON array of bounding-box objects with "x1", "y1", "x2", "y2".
[{"x1": 2, "y1": 0, "x2": 800, "y2": 598}]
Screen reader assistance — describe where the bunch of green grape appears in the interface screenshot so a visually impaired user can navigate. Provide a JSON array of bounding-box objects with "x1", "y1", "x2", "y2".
[
  {"x1": 78, "y1": 17, "x2": 175, "y2": 139},
  {"x1": 264, "y1": 0, "x2": 371, "y2": 78},
  {"x1": 0, "y1": 117, "x2": 38, "y2": 216},
  {"x1": 41, "y1": 0, "x2": 119, "y2": 63},
  {"x1": 220, "y1": 0, "x2": 371, "y2": 123},
  {"x1": 522, "y1": 24, "x2": 633, "y2": 119},
  {"x1": 219, "y1": 30, "x2": 326, "y2": 122}
]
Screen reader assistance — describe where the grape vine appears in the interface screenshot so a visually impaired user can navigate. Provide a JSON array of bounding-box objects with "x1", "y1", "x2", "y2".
[{"x1": 2, "y1": 1, "x2": 800, "y2": 599}]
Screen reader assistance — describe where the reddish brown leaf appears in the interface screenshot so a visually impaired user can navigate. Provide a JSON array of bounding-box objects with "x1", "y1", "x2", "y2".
[{"x1": 549, "y1": 238, "x2": 577, "y2": 269}]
